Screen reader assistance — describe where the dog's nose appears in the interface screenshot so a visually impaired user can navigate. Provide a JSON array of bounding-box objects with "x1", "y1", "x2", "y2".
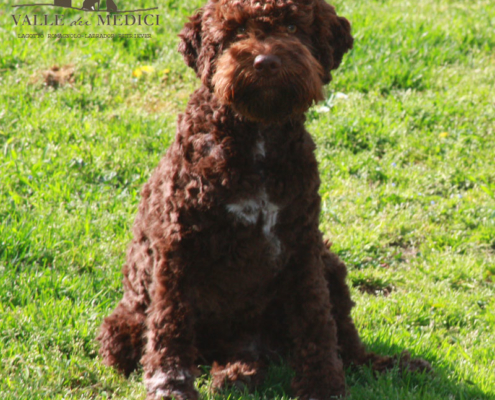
[{"x1": 254, "y1": 54, "x2": 281, "y2": 74}]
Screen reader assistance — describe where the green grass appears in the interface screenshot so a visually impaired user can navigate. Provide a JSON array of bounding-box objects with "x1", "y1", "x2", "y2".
[{"x1": 1, "y1": 0, "x2": 494, "y2": 398}]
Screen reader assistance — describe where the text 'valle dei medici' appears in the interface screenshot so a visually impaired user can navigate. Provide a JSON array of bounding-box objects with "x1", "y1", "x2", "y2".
[{"x1": 12, "y1": 14, "x2": 160, "y2": 26}]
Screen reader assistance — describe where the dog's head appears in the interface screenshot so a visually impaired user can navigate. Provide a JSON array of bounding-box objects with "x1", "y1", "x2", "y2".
[{"x1": 179, "y1": 0, "x2": 353, "y2": 122}]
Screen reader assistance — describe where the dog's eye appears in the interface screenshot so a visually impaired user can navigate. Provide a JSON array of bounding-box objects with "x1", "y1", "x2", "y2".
[
  {"x1": 287, "y1": 24, "x2": 297, "y2": 33},
  {"x1": 236, "y1": 26, "x2": 247, "y2": 35}
]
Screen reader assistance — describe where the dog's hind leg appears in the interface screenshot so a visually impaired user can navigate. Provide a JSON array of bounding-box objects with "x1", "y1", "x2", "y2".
[
  {"x1": 322, "y1": 242, "x2": 431, "y2": 373},
  {"x1": 97, "y1": 236, "x2": 153, "y2": 376},
  {"x1": 321, "y1": 244, "x2": 369, "y2": 368}
]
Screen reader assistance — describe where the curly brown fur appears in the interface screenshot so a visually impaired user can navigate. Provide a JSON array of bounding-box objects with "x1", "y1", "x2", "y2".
[
  {"x1": 211, "y1": 360, "x2": 266, "y2": 392},
  {"x1": 97, "y1": 0, "x2": 430, "y2": 399}
]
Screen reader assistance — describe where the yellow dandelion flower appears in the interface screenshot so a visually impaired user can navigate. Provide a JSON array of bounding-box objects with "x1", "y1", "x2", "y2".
[
  {"x1": 133, "y1": 66, "x2": 155, "y2": 78},
  {"x1": 141, "y1": 65, "x2": 155, "y2": 74},
  {"x1": 439, "y1": 132, "x2": 449, "y2": 138}
]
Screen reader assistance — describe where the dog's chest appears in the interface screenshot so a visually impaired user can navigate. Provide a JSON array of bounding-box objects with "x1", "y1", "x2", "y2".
[{"x1": 226, "y1": 138, "x2": 281, "y2": 256}]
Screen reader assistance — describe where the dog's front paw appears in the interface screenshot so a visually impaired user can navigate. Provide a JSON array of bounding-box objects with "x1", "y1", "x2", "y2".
[
  {"x1": 210, "y1": 361, "x2": 264, "y2": 392},
  {"x1": 145, "y1": 368, "x2": 198, "y2": 400}
]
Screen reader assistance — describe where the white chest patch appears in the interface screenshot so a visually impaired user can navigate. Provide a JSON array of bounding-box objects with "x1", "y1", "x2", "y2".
[
  {"x1": 254, "y1": 139, "x2": 266, "y2": 157},
  {"x1": 226, "y1": 191, "x2": 279, "y2": 235}
]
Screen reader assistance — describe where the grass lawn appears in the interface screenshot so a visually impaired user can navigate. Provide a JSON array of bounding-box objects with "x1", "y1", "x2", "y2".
[{"x1": 1, "y1": 0, "x2": 494, "y2": 398}]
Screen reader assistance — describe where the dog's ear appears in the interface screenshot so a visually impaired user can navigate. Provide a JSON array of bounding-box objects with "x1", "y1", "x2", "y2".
[
  {"x1": 312, "y1": 0, "x2": 353, "y2": 84},
  {"x1": 178, "y1": 9, "x2": 204, "y2": 75},
  {"x1": 178, "y1": 8, "x2": 222, "y2": 87}
]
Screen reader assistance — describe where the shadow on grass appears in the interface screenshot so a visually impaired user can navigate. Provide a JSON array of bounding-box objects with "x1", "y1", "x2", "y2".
[{"x1": 202, "y1": 341, "x2": 490, "y2": 400}]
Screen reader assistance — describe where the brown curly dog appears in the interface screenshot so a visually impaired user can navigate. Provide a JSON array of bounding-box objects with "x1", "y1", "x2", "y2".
[{"x1": 97, "y1": 0, "x2": 431, "y2": 398}]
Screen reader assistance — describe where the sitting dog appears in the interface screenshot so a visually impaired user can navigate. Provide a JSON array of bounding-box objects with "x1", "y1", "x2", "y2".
[{"x1": 97, "y1": 0, "x2": 430, "y2": 399}]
